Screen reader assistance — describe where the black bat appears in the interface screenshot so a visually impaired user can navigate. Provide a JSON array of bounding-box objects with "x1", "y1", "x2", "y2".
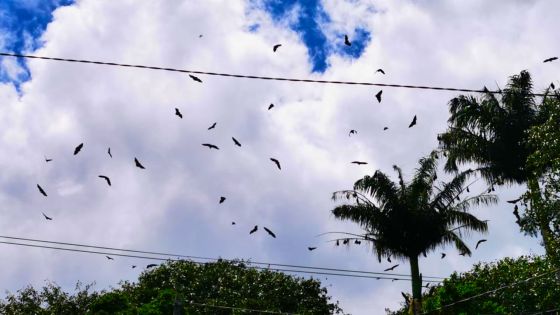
[
  {"x1": 263, "y1": 227, "x2": 276, "y2": 238},
  {"x1": 376, "y1": 69, "x2": 385, "y2": 74},
  {"x1": 37, "y1": 184, "x2": 47, "y2": 197},
  {"x1": 98, "y1": 175, "x2": 111, "y2": 186},
  {"x1": 351, "y1": 161, "x2": 368, "y2": 165},
  {"x1": 232, "y1": 137, "x2": 241, "y2": 147},
  {"x1": 202, "y1": 143, "x2": 219, "y2": 150},
  {"x1": 107, "y1": 147, "x2": 112, "y2": 158},
  {"x1": 475, "y1": 239, "x2": 487, "y2": 249},
  {"x1": 441, "y1": 253, "x2": 446, "y2": 259},
  {"x1": 268, "y1": 103, "x2": 274, "y2": 110},
  {"x1": 270, "y1": 158, "x2": 281, "y2": 170},
  {"x1": 349, "y1": 129, "x2": 357, "y2": 136},
  {"x1": 45, "y1": 156, "x2": 52, "y2": 162},
  {"x1": 384, "y1": 264, "x2": 399, "y2": 271},
  {"x1": 42, "y1": 212, "x2": 52, "y2": 220},
  {"x1": 208, "y1": 122, "x2": 217, "y2": 130},
  {"x1": 308, "y1": 247, "x2": 317, "y2": 251},
  {"x1": 408, "y1": 115, "x2": 417, "y2": 128},
  {"x1": 375, "y1": 90, "x2": 382, "y2": 103},
  {"x1": 132, "y1": 265, "x2": 137, "y2": 269},
  {"x1": 189, "y1": 74, "x2": 202, "y2": 82},
  {"x1": 344, "y1": 35, "x2": 351, "y2": 46},
  {"x1": 273, "y1": 44, "x2": 282, "y2": 52},
  {"x1": 551, "y1": 82, "x2": 556, "y2": 90},
  {"x1": 544, "y1": 57, "x2": 558, "y2": 63},
  {"x1": 134, "y1": 158, "x2": 145, "y2": 169},
  {"x1": 231, "y1": 221, "x2": 236, "y2": 225},
  {"x1": 383, "y1": 127, "x2": 388, "y2": 130},
  {"x1": 175, "y1": 108, "x2": 183, "y2": 119},
  {"x1": 74, "y1": 143, "x2": 83, "y2": 155},
  {"x1": 106, "y1": 256, "x2": 114, "y2": 260},
  {"x1": 146, "y1": 264, "x2": 157, "y2": 268},
  {"x1": 249, "y1": 225, "x2": 258, "y2": 234},
  {"x1": 219, "y1": 196, "x2": 226, "y2": 204}
]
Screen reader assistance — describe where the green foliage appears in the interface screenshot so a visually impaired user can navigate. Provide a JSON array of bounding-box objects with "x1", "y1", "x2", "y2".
[
  {"x1": 331, "y1": 151, "x2": 492, "y2": 312},
  {"x1": 389, "y1": 255, "x2": 560, "y2": 314},
  {"x1": 0, "y1": 260, "x2": 343, "y2": 315}
]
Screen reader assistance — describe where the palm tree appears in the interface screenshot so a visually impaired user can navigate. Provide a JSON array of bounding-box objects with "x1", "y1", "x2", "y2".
[
  {"x1": 438, "y1": 70, "x2": 547, "y2": 185},
  {"x1": 330, "y1": 152, "x2": 495, "y2": 314}
]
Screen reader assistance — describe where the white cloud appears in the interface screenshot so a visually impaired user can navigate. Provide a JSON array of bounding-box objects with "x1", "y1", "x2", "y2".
[{"x1": 0, "y1": 1, "x2": 558, "y2": 314}]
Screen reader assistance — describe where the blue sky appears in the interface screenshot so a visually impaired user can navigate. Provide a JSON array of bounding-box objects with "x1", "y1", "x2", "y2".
[
  {"x1": 0, "y1": 0, "x2": 73, "y2": 84},
  {"x1": 260, "y1": 0, "x2": 371, "y2": 72}
]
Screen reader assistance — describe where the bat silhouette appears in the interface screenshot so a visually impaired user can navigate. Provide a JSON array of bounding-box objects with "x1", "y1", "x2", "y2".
[
  {"x1": 551, "y1": 82, "x2": 556, "y2": 90},
  {"x1": 308, "y1": 247, "x2": 317, "y2": 251},
  {"x1": 134, "y1": 158, "x2": 145, "y2": 169},
  {"x1": 208, "y1": 122, "x2": 217, "y2": 130},
  {"x1": 384, "y1": 264, "x2": 399, "y2": 271},
  {"x1": 106, "y1": 256, "x2": 114, "y2": 260},
  {"x1": 351, "y1": 161, "x2": 368, "y2": 165},
  {"x1": 107, "y1": 147, "x2": 112, "y2": 158},
  {"x1": 42, "y1": 212, "x2": 52, "y2": 220},
  {"x1": 45, "y1": 156, "x2": 52, "y2": 162},
  {"x1": 349, "y1": 129, "x2": 357, "y2": 136},
  {"x1": 219, "y1": 196, "x2": 226, "y2": 204},
  {"x1": 475, "y1": 239, "x2": 487, "y2": 249},
  {"x1": 273, "y1": 44, "x2": 282, "y2": 52},
  {"x1": 37, "y1": 184, "x2": 47, "y2": 197},
  {"x1": 231, "y1": 221, "x2": 236, "y2": 225},
  {"x1": 375, "y1": 90, "x2": 382, "y2": 103},
  {"x1": 268, "y1": 103, "x2": 274, "y2": 110},
  {"x1": 175, "y1": 108, "x2": 183, "y2": 119},
  {"x1": 249, "y1": 225, "x2": 258, "y2": 234},
  {"x1": 232, "y1": 137, "x2": 241, "y2": 147},
  {"x1": 74, "y1": 143, "x2": 83, "y2": 155},
  {"x1": 544, "y1": 57, "x2": 558, "y2": 63},
  {"x1": 383, "y1": 127, "x2": 388, "y2": 130},
  {"x1": 270, "y1": 158, "x2": 281, "y2": 170},
  {"x1": 408, "y1": 115, "x2": 417, "y2": 128},
  {"x1": 202, "y1": 143, "x2": 219, "y2": 150},
  {"x1": 189, "y1": 74, "x2": 202, "y2": 82},
  {"x1": 132, "y1": 265, "x2": 137, "y2": 268},
  {"x1": 98, "y1": 175, "x2": 111, "y2": 186},
  {"x1": 263, "y1": 227, "x2": 276, "y2": 238},
  {"x1": 441, "y1": 253, "x2": 446, "y2": 259},
  {"x1": 376, "y1": 69, "x2": 385, "y2": 74},
  {"x1": 344, "y1": 35, "x2": 351, "y2": 46}
]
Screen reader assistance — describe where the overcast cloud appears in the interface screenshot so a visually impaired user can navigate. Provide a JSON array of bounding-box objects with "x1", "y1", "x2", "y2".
[{"x1": 0, "y1": 0, "x2": 559, "y2": 313}]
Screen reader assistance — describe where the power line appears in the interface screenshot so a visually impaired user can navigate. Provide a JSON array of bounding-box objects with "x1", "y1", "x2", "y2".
[
  {"x1": 422, "y1": 268, "x2": 560, "y2": 314},
  {"x1": 0, "y1": 240, "x2": 442, "y2": 283},
  {"x1": 187, "y1": 300, "x2": 298, "y2": 315},
  {"x1": 0, "y1": 52, "x2": 552, "y2": 97},
  {"x1": 0, "y1": 235, "x2": 444, "y2": 280}
]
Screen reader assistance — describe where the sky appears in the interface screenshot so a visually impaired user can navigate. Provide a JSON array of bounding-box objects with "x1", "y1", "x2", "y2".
[{"x1": 0, "y1": 0, "x2": 559, "y2": 314}]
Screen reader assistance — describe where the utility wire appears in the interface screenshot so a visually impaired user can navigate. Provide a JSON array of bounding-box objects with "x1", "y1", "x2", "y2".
[
  {"x1": 0, "y1": 240, "x2": 442, "y2": 283},
  {"x1": 0, "y1": 235, "x2": 444, "y2": 280},
  {"x1": 422, "y1": 268, "x2": 560, "y2": 314},
  {"x1": 0, "y1": 52, "x2": 552, "y2": 97},
  {"x1": 187, "y1": 300, "x2": 297, "y2": 315}
]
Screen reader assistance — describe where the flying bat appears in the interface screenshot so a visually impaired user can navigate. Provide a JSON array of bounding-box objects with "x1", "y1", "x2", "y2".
[
  {"x1": 408, "y1": 115, "x2": 417, "y2": 128},
  {"x1": 270, "y1": 158, "x2": 281, "y2": 170},
  {"x1": 249, "y1": 225, "x2": 258, "y2": 234},
  {"x1": 132, "y1": 265, "x2": 137, "y2": 269},
  {"x1": 175, "y1": 108, "x2": 183, "y2": 119},
  {"x1": 273, "y1": 44, "x2": 282, "y2": 52},
  {"x1": 308, "y1": 247, "x2": 317, "y2": 251},
  {"x1": 344, "y1": 35, "x2": 351, "y2": 46},
  {"x1": 375, "y1": 69, "x2": 385, "y2": 74},
  {"x1": 384, "y1": 264, "x2": 399, "y2": 272},
  {"x1": 263, "y1": 227, "x2": 276, "y2": 238},
  {"x1": 232, "y1": 137, "x2": 241, "y2": 147},
  {"x1": 37, "y1": 184, "x2": 47, "y2": 197},
  {"x1": 349, "y1": 129, "x2": 357, "y2": 136},
  {"x1": 202, "y1": 143, "x2": 219, "y2": 150},
  {"x1": 44, "y1": 156, "x2": 52, "y2": 162},
  {"x1": 74, "y1": 143, "x2": 84, "y2": 155},
  {"x1": 351, "y1": 161, "x2": 368, "y2": 165},
  {"x1": 475, "y1": 239, "x2": 487, "y2": 249},
  {"x1": 107, "y1": 147, "x2": 112, "y2": 158},
  {"x1": 268, "y1": 103, "x2": 274, "y2": 110},
  {"x1": 42, "y1": 212, "x2": 52, "y2": 220},
  {"x1": 189, "y1": 74, "x2": 202, "y2": 82},
  {"x1": 383, "y1": 127, "x2": 388, "y2": 130},
  {"x1": 106, "y1": 256, "x2": 114, "y2": 260},
  {"x1": 134, "y1": 158, "x2": 145, "y2": 169},
  {"x1": 208, "y1": 122, "x2": 217, "y2": 130},
  {"x1": 219, "y1": 196, "x2": 226, "y2": 204},
  {"x1": 98, "y1": 175, "x2": 111, "y2": 186},
  {"x1": 375, "y1": 90, "x2": 382, "y2": 103},
  {"x1": 441, "y1": 253, "x2": 446, "y2": 259},
  {"x1": 544, "y1": 57, "x2": 558, "y2": 63}
]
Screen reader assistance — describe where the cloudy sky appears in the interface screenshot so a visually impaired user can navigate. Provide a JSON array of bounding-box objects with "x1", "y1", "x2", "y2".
[{"x1": 0, "y1": 0, "x2": 559, "y2": 313}]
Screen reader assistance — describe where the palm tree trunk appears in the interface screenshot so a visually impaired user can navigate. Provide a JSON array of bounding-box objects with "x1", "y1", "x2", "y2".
[{"x1": 408, "y1": 255, "x2": 422, "y2": 315}]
